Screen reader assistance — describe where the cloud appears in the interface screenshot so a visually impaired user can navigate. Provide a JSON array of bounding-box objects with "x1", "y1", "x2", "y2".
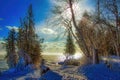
[
  {"x1": 0, "y1": 40, "x2": 5, "y2": 44},
  {"x1": 35, "y1": 24, "x2": 58, "y2": 41},
  {"x1": 0, "y1": 18, "x2": 3, "y2": 21},
  {"x1": 35, "y1": 23, "x2": 66, "y2": 42},
  {"x1": 50, "y1": 0, "x2": 94, "y2": 21},
  {"x1": 0, "y1": 38, "x2": 6, "y2": 55},
  {"x1": 0, "y1": 25, "x2": 3, "y2": 30},
  {"x1": 0, "y1": 28, "x2": 2, "y2": 30},
  {"x1": 35, "y1": 23, "x2": 57, "y2": 35},
  {"x1": 40, "y1": 28, "x2": 57, "y2": 35},
  {"x1": 6, "y1": 26, "x2": 19, "y2": 32},
  {"x1": 42, "y1": 41, "x2": 65, "y2": 53}
]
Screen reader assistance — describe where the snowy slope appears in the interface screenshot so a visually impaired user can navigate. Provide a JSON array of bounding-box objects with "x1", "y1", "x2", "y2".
[
  {"x1": 78, "y1": 56, "x2": 120, "y2": 80},
  {"x1": 0, "y1": 67, "x2": 62, "y2": 80}
]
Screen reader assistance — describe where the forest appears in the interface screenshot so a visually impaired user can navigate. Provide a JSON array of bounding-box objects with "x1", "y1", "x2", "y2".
[{"x1": 0, "y1": 0, "x2": 120, "y2": 80}]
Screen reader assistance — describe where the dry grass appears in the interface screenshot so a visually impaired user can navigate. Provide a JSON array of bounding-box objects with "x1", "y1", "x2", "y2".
[{"x1": 64, "y1": 59, "x2": 80, "y2": 66}]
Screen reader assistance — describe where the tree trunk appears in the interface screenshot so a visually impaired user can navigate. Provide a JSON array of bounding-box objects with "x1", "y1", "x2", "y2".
[
  {"x1": 115, "y1": 2, "x2": 120, "y2": 56},
  {"x1": 68, "y1": 0, "x2": 90, "y2": 58},
  {"x1": 93, "y1": 48, "x2": 99, "y2": 64},
  {"x1": 114, "y1": 43, "x2": 119, "y2": 56}
]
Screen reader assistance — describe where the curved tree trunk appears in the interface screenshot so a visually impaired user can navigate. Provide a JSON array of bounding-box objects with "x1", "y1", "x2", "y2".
[{"x1": 68, "y1": 0, "x2": 90, "y2": 58}]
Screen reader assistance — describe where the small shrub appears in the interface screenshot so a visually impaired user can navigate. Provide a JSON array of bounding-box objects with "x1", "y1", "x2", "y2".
[{"x1": 64, "y1": 59, "x2": 80, "y2": 66}]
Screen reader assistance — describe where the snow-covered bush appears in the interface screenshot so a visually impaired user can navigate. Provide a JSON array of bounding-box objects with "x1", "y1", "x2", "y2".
[
  {"x1": 15, "y1": 57, "x2": 26, "y2": 72},
  {"x1": 59, "y1": 59, "x2": 80, "y2": 66},
  {"x1": 15, "y1": 50, "x2": 32, "y2": 72}
]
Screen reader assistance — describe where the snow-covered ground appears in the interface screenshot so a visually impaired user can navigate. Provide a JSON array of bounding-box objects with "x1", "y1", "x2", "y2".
[
  {"x1": 78, "y1": 63, "x2": 120, "y2": 80},
  {"x1": 40, "y1": 70, "x2": 62, "y2": 80},
  {"x1": 0, "y1": 56, "x2": 120, "y2": 80},
  {"x1": 78, "y1": 56, "x2": 120, "y2": 80},
  {"x1": 0, "y1": 66, "x2": 62, "y2": 80},
  {"x1": 0, "y1": 65, "x2": 36, "y2": 80}
]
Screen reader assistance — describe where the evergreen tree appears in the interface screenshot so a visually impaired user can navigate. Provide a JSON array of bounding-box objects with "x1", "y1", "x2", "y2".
[
  {"x1": 31, "y1": 36, "x2": 43, "y2": 67},
  {"x1": 64, "y1": 30, "x2": 75, "y2": 59},
  {"x1": 17, "y1": 19, "x2": 25, "y2": 50},
  {"x1": 17, "y1": 4, "x2": 43, "y2": 67},
  {"x1": 6, "y1": 29, "x2": 18, "y2": 68}
]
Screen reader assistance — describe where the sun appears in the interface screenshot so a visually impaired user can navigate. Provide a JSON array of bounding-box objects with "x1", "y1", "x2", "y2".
[{"x1": 73, "y1": 53, "x2": 83, "y2": 59}]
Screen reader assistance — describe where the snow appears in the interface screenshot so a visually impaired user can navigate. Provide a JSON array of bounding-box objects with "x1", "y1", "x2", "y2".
[
  {"x1": 0, "y1": 69, "x2": 62, "y2": 80},
  {"x1": 40, "y1": 70, "x2": 62, "y2": 80},
  {"x1": 0, "y1": 56, "x2": 120, "y2": 80},
  {"x1": 102, "y1": 56, "x2": 120, "y2": 71},
  {"x1": 0, "y1": 65, "x2": 35, "y2": 80},
  {"x1": 78, "y1": 56, "x2": 120, "y2": 80},
  {"x1": 0, "y1": 64, "x2": 62, "y2": 80}
]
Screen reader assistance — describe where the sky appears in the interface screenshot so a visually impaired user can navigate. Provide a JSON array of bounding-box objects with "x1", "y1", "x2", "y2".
[
  {"x1": 0, "y1": 0, "x2": 95, "y2": 40},
  {"x1": 0, "y1": 0, "x2": 52, "y2": 39},
  {"x1": 0, "y1": 0, "x2": 95, "y2": 55}
]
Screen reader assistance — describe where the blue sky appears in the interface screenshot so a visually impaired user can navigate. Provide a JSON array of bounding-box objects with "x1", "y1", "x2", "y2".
[
  {"x1": 0, "y1": 0, "x2": 52, "y2": 38},
  {"x1": 0, "y1": 0, "x2": 95, "y2": 54},
  {"x1": 0, "y1": 0, "x2": 95, "y2": 41}
]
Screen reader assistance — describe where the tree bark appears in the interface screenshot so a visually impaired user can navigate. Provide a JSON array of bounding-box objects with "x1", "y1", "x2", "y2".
[
  {"x1": 68, "y1": 0, "x2": 90, "y2": 58},
  {"x1": 93, "y1": 48, "x2": 99, "y2": 64}
]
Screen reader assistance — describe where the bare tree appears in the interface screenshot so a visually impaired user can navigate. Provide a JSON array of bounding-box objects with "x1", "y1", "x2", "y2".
[
  {"x1": 103, "y1": 0, "x2": 120, "y2": 56},
  {"x1": 51, "y1": 0, "x2": 91, "y2": 61}
]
